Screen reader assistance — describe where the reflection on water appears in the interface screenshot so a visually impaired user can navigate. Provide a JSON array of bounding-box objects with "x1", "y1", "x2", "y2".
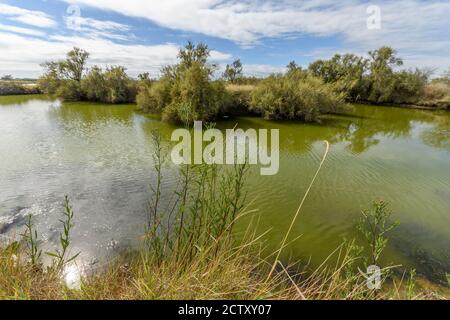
[{"x1": 0, "y1": 95, "x2": 449, "y2": 286}]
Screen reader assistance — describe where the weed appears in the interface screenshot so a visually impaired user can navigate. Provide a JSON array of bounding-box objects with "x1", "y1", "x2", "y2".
[
  {"x1": 46, "y1": 195, "x2": 80, "y2": 270},
  {"x1": 20, "y1": 214, "x2": 41, "y2": 266}
]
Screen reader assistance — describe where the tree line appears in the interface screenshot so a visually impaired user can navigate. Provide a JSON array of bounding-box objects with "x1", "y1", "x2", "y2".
[{"x1": 37, "y1": 43, "x2": 450, "y2": 123}]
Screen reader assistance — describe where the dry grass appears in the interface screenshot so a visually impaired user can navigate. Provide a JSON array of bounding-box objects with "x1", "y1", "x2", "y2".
[
  {"x1": 420, "y1": 82, "x2": 450, "y2": 108},
  {"x1": 1, "y1": 238, "x2": 446, "y2": 300},
  {"x1": 226, "y1": 84, "x2": 256, "y2": 93}
]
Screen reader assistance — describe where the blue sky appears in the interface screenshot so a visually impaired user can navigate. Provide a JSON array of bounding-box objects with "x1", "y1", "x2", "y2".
[{"x1": 1, "y1": 0, "x2": 449, "y2": 78}]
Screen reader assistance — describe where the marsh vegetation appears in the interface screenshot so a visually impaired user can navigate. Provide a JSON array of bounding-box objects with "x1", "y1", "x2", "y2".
[
  {"x1": 33, "y1": 42, "x2": 450, "y2": 125},
  {"x1": 1, "y1": 41, "x2": 449, "y2": 300}
]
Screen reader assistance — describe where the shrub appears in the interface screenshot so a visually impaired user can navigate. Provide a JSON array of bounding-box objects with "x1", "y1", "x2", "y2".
[
  {"x1": 250, "y1": 74, "x2": 346, "y2": 121},
  {"x1": 389, "y1": 69, "x2": 428, "y2": 104},
  {"x1": 81, "y1": 66, "x2": 108, "y2": 102},
  {"x1": 225, "y1": 84, "x2": 255, "y2": 116},
  {"x1": 104, "y1": 66, "x2": 131, "y2": 104},
  {"x1": 161, "y1": 65, "x2": 230, "y2": 123},
  {"x1": 137, "y1": 79, "x2": 172, "y2": 113},
  {"x1": 39, "y1": 48, "x2": 137, "y2": 104},
  {"x1": 137, "y1": 42, "x2": 230, "y2": 123},
  {"x1": 308, "y1": 54, "x2": 370, "y2": 101},
  {"x1": 55, "y1": 80, "x2": 83, "y2": 101}
]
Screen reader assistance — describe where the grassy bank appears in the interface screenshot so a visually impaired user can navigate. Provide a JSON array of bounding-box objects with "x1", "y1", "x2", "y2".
[{"x1": 1, "y1": 136, "x2": 448, "y2": 300}]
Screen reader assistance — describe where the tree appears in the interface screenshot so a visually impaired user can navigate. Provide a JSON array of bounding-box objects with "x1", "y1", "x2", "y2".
[
  {"x1": 59, "y1": 47, "x2": 90, "y2": 82},
  {"x1": 39, "y1": 47, "x2": 90, "y2": 97},
  {"x1": 138, "y1": 72, "x2": 151, "y2": 81},
  {"x1": 104, "y1": 66, "x2": 130, "y2": 103},
  {"x1": 286, "y1": 61, "x2": 301, "y2": 74},
  {"x1": 309, "y1": 54, "x2": 369, "y2": 101},
  {"x1": 38, "y1": 47, "x2": 135, "y2": 103},
  {"x1": 368, "y1": 47, "x2": 403, "y2": 103},
  {"x1": 223, "y1": 59, "x2": 243, "y2": 83},
  {"x1": 137, "y1": 42, "x2": 230, "y2": 123},
  {"x1": 38, "y1": 61, "x2": 62, "y2": 94},
  {"x1": 1, "y1": 75, "x2": 13, "y2": 81},
  {"x1": 81, "y1": 66, "x2": 108, "y2": 102},
  {"x1": 178, "y1": 41, "x2": 210, "y2": 70}
]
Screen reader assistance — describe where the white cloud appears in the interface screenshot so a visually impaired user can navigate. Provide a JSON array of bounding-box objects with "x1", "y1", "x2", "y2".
[
  {"x1": 73, "y1": 17, "x2": 130, "y2": 32},
  {"x1": 59, "y1": 0, "x2": 450, "y2": 71},
  {"x1": 63, "y1": 16, "x2": 133, "y2": 41},
  {"x1": 243, "y1": 64, "x2": 286, "y2": 77},
  {"x1": 0, "y1": 23, "x2": 46, "y2": 37},
  {"x1": 0, "y1": 31, "x2": 231, "y2": 78},
  {"x1": 0, "y1": 4, "x2": 56, "y2": 28}
]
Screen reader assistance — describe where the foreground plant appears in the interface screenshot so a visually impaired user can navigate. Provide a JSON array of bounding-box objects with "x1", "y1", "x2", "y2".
[
  {"x1": 357, "y1": 200, "x2": 399, "y2": 266},
  {"x1": 45, "y1": 196, "x2": 80, "y2": 270}
]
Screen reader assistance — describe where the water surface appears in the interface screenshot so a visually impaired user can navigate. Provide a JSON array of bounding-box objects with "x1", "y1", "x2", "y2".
[{"x1": 0, "y1": 95, "x2": 449, "y2": 286}]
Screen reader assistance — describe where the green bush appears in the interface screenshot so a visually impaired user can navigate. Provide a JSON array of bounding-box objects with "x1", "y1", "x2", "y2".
[
  {"x1": 104, "y1": 66, "x2": 131, "y2": 104},
  {"x1": 308, "y1": 46, "x2": 436, "y2": 107},
  {"x1": 161, "y1": 65, "x2": 230, "y2": 123},
  {"x1": 250, "y1": 74, "x2": 346, "y2": 121},
  {"x1": 81, "y1": 66, "x2": 108, "y2": 102},
  {"x1": 39, "y1": 48, "x2": 137, "y2": 104},
  {"x1": 226, "y1": 85, "x2": 254, "y2": 116},
  {"x1": 137, "y1": 42, "x2": 230, "y2": 123},
  {"x1": 136, "y1": 79, "x2": 172, "y2": 113},
  {"x1": 309, "y1": 54, "x2": 369, "y2": 102},
  {"x1": 55, "y1": 80, "x2": 83, "y2": 101},
  {"x1": 389, "y1": 70, "x2": 428, "y2": 104}
]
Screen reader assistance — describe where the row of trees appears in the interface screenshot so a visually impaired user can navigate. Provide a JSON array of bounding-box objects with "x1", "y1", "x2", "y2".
[
  {"x1": 38, "y1": 44, "x2": 448, "y2": 123},
  {"x1": 38, "y1": 48, "x2": 137, "y2": 103}
]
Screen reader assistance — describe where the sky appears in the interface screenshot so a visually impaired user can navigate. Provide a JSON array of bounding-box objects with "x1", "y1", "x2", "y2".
[{"x1": 0, "y1": 0, "x2": 449, "y2": 79}]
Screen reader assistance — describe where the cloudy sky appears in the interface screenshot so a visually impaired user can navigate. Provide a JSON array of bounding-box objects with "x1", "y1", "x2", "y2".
[{"x1": 1, "y1": 0, "x2": 449, "y2": 78}]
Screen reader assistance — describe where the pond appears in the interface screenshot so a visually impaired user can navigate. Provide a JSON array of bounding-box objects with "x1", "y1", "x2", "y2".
[{"x1": 0, "y1": 95, "x2": 449, "y2": 287}]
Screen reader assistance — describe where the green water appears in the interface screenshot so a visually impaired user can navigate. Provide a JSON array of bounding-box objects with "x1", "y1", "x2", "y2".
[{"x1": 0, "y1": 95, "x2": 449, "y2": 285}]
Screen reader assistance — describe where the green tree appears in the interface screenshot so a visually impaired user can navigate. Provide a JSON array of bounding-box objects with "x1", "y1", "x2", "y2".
[
  {"x1": 309, "y1": 54, "x2": 369, "y2": 101},
  {"x1": 286, "y1": 61, "x2": 301, "y2": 75},
  {"x1": 137, "y1": 42, "x2": 229, "y2": 123},
  {"x1": 177, "y1": 41, "x2": 211, "y2": 70},
  {"x1": 104, "y1": 66, "x2": 130, "y2": 104},
  {"x1": 81, "y1": 66, "x2": 108, "y2": 102},
  {"x1": 59, "y1": 47, "x2": 90, "y2": 82},
  {"x1": 368, "y1": 46, "x2": 403, "y2": 103},
  {"x1": 1, "y1": 75, "x2": 13, "y2": 81},
  {"x1": 38, "y1": 61, "x2": 62, "y2": 94},
  {"x1": 223, "y1": 59, "x2": 243, "y2": 83},
  {"x1": 138, "y1": 72, "x2": 151, "y2": 81},
  {"x1": 39, "y1": 47, "x2": 89, "y2": 99}
]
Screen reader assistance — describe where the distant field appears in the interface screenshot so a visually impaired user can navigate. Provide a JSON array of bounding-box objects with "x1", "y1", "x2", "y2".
[{"x1": 0, "y1": 80, "x2": 40, "y2": 95}]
